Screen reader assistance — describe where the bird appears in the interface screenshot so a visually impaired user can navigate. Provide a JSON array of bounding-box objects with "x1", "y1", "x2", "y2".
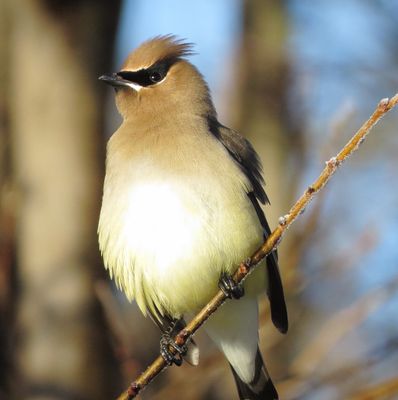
[{"x1": 98, "y1": 35, "x2": 288, "y2": 400}]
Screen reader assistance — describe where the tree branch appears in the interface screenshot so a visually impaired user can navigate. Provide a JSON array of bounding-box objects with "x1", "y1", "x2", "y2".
[{"x1": 116, "y1": 94, "x2": 398, "y2": 400}]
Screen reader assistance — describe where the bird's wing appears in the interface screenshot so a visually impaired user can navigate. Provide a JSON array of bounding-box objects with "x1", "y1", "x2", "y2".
[
  {"x1": 248, "y1": 192, "x2": 288, "y2": 333},
  {"x1": 210, "y1": 118, "x2": 268, "y2": 204},
  {"x1": 212, "y1": 119, "x2": 288, "y2": 333}
]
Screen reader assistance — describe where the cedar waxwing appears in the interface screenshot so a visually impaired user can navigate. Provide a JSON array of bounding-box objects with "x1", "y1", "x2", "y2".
[{"x1": 98, "y1": 35, "x2": 288, "y2": 400}]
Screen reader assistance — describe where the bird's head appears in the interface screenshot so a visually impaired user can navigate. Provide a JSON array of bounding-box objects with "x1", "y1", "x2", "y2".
[{"x1": 99, "y1": 35, "x2": 215, "y2": 121}]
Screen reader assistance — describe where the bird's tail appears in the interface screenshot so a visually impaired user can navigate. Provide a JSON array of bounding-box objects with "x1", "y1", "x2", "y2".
[{"x1": 229, "y1": 348, "x2": 278, "y2": 400}]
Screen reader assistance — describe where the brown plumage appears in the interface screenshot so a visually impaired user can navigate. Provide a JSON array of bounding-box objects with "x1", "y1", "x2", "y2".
[
  {"x1": 98, "y1": 35, "x2": 287, "y2": 400},
  {"x1": 121, "y1": 34, "x2": 195, "y2": 71}
]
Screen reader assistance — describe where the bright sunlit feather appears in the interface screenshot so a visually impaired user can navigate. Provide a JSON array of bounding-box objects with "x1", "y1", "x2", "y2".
[{"x1": 123, "y1": 183, "x2": 202, "y2": 272}]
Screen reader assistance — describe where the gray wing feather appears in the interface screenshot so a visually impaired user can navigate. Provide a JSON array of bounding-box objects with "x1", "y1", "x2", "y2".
[
  {"x1": 209, "y1": 117, "x2": 288, "y2": 333},
  {"x1": 208, "y1": 117, "x2": 268, "y2": 204}
]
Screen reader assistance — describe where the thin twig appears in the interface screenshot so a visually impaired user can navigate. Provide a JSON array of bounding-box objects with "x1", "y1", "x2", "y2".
[{"x1": 116, "y1": 94, "x2": 398, "y2": 400}]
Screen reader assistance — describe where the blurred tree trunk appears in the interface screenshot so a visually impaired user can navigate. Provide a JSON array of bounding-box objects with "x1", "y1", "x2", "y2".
[
  {"x1": 4, "y1": 0, "x2": 121, "y2": 398},
  {"x1": 0, "y1": 0, "x2": 15, "y2": 397},
  {"x1": 231, "y1": 0, "x2": 302, "y2": 222},
  {"x1": 230, "y1": 0, "x2": 302, "y2": 384}
]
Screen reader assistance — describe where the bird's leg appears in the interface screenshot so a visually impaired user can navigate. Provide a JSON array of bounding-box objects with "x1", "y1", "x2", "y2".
[
  {"x1": 160, "y1": 319, "x2": 188, "y2": 366},
  {"x1": 219, "y1": 273, "x2": 245, "y2": 299}
]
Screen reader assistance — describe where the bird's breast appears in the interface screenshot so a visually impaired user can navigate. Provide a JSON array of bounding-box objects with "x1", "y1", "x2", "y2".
[
  {"x1": 98, "y1": 129, "x2": 264, "y2": 318},
  {"x1": 121, "y1": 181, "x2": 203, "y2": 273}
]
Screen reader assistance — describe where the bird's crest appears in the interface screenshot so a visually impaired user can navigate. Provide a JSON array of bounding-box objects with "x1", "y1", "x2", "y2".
[{"x1": 122, "y1": 35, "x2": 195, "y2": 71}]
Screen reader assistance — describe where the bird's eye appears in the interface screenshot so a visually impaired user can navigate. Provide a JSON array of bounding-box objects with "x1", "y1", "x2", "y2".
[
  {"x1": 116, "y1": 62, "x2": 168, "y2": 87},
  {"x1": 149, "y1": 71, "x2": 163, "y2": 83}
]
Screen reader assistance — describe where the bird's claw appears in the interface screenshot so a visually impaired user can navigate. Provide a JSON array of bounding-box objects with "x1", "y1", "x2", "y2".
[
  {"x1": 160, "y1": 333, "x2": 187, "y2": 366},
  {"x1": 219, "y1": 273, "x2": 245, "y2": 299}
]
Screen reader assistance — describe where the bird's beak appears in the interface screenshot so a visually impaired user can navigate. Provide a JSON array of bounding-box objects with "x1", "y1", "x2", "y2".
[{"x1": 98, "y1": 72, "x2": 131, "y2": 88}]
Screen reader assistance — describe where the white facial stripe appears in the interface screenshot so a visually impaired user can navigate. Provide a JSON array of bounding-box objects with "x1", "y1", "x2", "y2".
[
  {"x1": 126, "y1": 82, "x2": 142, "y2": 91},
  {"x1": 155, "y1": 76, "x2": 167, "y2": 85},
  {"x1": 125, "y1": 77, "x2": 167, "y2": 91},
  {"x1": 124, "y1": 65, "x2": 152, "y2": 72}
]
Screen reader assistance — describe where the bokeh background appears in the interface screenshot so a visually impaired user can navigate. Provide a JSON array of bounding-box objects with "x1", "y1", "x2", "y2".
[{"x1": 1, "y1": 1, "x2": 398, "y2": 399}]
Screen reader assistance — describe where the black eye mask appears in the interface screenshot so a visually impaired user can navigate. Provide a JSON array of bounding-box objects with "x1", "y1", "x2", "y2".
[{"x1": 117, "y1": 59, "x2": 172, "y2": 87}]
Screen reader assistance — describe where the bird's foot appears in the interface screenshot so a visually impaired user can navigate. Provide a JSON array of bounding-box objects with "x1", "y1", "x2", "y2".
[
  {"x1": 160, "y1": 333, "x2": 187, "y2": 366},
  {"x1": 219, "y1": 273, "x2": 245, "y2": 299}
]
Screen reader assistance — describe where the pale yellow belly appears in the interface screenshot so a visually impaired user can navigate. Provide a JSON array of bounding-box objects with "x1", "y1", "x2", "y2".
[
  {"x1": 99, "y1": 177, "x2": 264, "y2": 320},
  {"x1": 98, "y1": 125, "x2": 267, "y2": 320}
]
